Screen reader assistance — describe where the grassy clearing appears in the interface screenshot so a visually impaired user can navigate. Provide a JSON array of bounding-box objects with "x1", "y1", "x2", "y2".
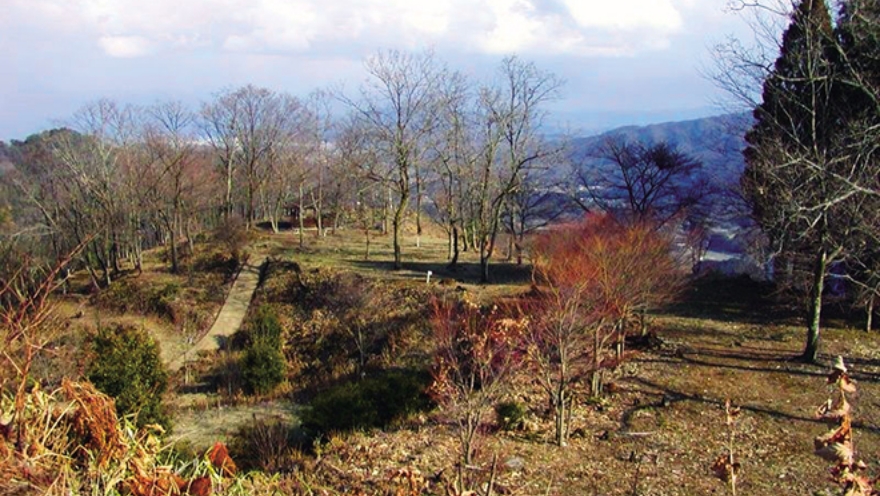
[
  {"x1": 254, "y1": 226, "x2": 532, "y2": 302},
  {"x1": 171, "y1": 400, "x2": 303, "y2": 451}
]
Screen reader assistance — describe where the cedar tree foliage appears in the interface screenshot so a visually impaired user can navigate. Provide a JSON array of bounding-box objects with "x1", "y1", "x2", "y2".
[{"x1": 742, "y1": 0, "x2": 880, "y2": 362}]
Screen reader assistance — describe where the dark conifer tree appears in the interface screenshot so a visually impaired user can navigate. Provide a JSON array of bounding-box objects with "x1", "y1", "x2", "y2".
[
  {"x1": 743, "y1": 0, "x2": 842, "y2": 362},
  {"x1": 835, "y1": 0, "x2": 880, "y2": 333}
]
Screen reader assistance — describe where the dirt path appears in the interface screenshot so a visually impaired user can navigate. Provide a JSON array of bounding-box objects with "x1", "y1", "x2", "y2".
[{"x1": 168, "y1": 257, "x2": 264, "y2": 371}]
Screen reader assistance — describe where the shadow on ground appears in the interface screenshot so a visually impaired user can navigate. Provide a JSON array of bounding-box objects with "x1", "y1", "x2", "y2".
[{"x1": 348, "y1": 260, "x2": 533, "y2": 286}]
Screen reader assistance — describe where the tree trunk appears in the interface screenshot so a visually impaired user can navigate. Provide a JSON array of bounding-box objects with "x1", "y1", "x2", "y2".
[
  {"x1": 225, "y1": 160, "x2": 234, "y2": 221},
  {"x1": 480, "y1": 212, "x2": 503, "y2": 283},
  {"x1": 415, "y1": 174, "x2": 423, "y2": 249},
  {"x1": 94, "y1": 236, "x2": 112, "y2": 287},
  {"x1": 460, "y1": 227, "x2": 468, "y2": 252},
  {"x1": 315, "y1": 193, "x2": 324, "y2": 239},
  {"x1": 802, "y1": 249, "x2": 827, "y2": 362},
  {"x1": 866, "y1": 296, "x2": 875, "y2": 333},
  {"x1": 298, "y1": 183, "x2": 305, "y2": 248},
  {"x1": 392, "y1": 189, "x2": 409, "y2": 270},
  {"x1": 364, "y1": 226, "x2": 371, "y2": 261},
  {"x1": 245, "y1": 172, "x2": 257, "y2": 231},
  {"x1": 383, "y1": 185, "x2": 391, "y2": 235},
  {"x1": 447, "y1": 228, "x2": 454, "y2": 260},
  {"x1": 480, "y1": 246, "x2": 490, "y2": 283},
  {"x1": 111, "y1": 231, "x2": 122, "y2": 275},
  {"x1": 515, "y1": 233, "x2": 524, "y2": 265},
  {"x1": 134, "y1": 240, "x2": 143, "y2": 275},
  {"x1": 133, "y1": 222, "x2": 143, "y2": 275},
  {"x1": 169, "y1": 224, "x2": 179, "y2": 274},
  {"x1": 448, "y1": 224, "x2": 460, "y2": 270},
  {"x1": 185, "y1": 218, "x2": 195, "y2": 256},
  {"x1": 555, "y1": 383, "x2": 568, "y2": 447},
  {"x1": 591, "y1": 325, "x2": 603, "y2": 396}
]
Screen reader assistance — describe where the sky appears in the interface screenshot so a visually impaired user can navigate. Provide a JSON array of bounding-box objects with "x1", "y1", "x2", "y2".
[{"x1": 0, "y1": 0, "x2": 766, "y2": 141}]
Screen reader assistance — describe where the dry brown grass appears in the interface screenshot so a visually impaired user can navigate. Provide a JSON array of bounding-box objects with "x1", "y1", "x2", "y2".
[
  {"x1": 268, "y1": 313, "x2": 880, "y2": 496},
  {"x1": 43, "y1": 227, "x2": 880, "y2": 495}
]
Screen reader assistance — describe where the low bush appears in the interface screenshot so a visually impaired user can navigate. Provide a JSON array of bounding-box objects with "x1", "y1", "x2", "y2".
[
  {"x1": 239, "y1": 305, "x2": 286, "y2": 395},
  {"x1": 495, "y1": 401, "x2": 527, "y2": 431},
  {"x1": 302, "y1": 369, "x2": 432, "y2": 436},
  {"x1": 255, "y1": 266, "x2": 439, "y2": 392},
  {"x1": 97, "y1": 280, "x2": 183, "y2": 323},
  {"x1": 241, "y1": 338, "x2": 286, "y2": 395},
  {"x1": 149, "y1": 282, "x2": 181, "y2": 318},
  {"x1": 191, "y1": 249, "x2": 239, "y2": 280},
  {"x1": 248, "y1": 304, "x2": 284, "y2": 347},
  {"x1": 86, "y1": 324, "x2": 170, "y2": 430}
]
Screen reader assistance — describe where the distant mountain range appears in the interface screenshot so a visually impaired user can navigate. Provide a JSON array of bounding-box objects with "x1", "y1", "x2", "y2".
[
  {"x1": 570, "y1": 112, "x2": 752, "y2": 188},
  {"x1": 567, "y1": 112, "x2": 761, "y2": 275}
]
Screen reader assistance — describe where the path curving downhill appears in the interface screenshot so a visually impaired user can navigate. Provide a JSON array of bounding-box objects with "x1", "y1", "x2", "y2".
[{"x1": 168, "y1": 257, "x2": 264, "y2": 372}]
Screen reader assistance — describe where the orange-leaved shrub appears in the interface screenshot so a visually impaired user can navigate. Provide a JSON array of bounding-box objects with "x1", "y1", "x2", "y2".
[
  {"x1": 428, "y1": 296, "x2": 527, "y2": 494},
  {"x1": 526, "y1": 213, "x2": 683, "y2": 446}
]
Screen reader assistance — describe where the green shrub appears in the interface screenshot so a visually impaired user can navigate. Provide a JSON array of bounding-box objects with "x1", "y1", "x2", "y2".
[
  {"x1": 150, "y1": 282, "x2": 180, "y2": 308},
  {"x1": 86, "y1": 325, "x2": 170, "y2": 430},
  {"x1": 302, "y1": 369, "x2": 432, "y2": 435},
  {"x1": 250, "y1": 305, "x2": 283, "y2": 346},
  {"x1": 192, "y1": 250, "x2": 238, "y2": 279},
  {"x1": 239, "y1": 306, "x2": 286, "y2": 395},
  {"x1": 241, "y1": 338, "x2": 286, "y2": 395},
  {"x1": 495, "y1": 401, "x2": 526, "y2": 431}
]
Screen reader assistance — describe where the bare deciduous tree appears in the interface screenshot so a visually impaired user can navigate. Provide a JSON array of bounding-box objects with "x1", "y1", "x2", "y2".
[
  {"x1": 339, "y1": 50, "x2": 442, "y2": 269},
  {"x1": 574, "y1": 137, "x2": 708, "y2": 227},
  {"x1": 474, "y1": 57, "x2": 562, "y2": 282}
]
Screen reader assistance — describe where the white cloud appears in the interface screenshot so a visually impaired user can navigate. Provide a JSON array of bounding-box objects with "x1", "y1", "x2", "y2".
[
  {"x1": 98, "y1": 35, "x2": 155, "y2": 58},
  {"x1": 563, "y1": 0, "x2": 683, "y2": 31},
  {"x1": 8, "y1": 0, "x2": 720, "y2": 58}
]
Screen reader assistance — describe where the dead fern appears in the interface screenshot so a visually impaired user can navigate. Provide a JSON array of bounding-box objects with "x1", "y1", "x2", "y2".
[{"x1": 814, "y1": 356, "x2": 876, "y2": 496}]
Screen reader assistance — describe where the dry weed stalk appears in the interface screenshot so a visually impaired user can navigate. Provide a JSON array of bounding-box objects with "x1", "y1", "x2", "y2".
[
  {"x1": 1, "y1": 378, "x2": 236, "y2": 495},
  {"x1": 814, "y1": 356, "x2": 876, "y2": 495},
  {"x1": 1, "y1": 242, "x2": 87, "y2": 455},
  {"x1": 711, "y1": 398, "x2": 741, "y2": 496}
]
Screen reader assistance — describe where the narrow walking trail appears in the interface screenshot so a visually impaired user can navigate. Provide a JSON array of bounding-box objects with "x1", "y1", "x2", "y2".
[{"x1": 168, "y1": 257, "x2": 264, "y2": 371}]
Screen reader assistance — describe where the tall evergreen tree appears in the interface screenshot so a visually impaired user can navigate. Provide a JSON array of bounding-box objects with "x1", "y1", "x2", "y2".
[
  {"x1": 743, "y1": 0, "x2": 844, "y2": 362},
  {"x1": 838, "y1": 0, "x2": 880, "y2": 85},
  {"x1": 836, "y1": 0, "x2": 880, "y2": 332}
]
